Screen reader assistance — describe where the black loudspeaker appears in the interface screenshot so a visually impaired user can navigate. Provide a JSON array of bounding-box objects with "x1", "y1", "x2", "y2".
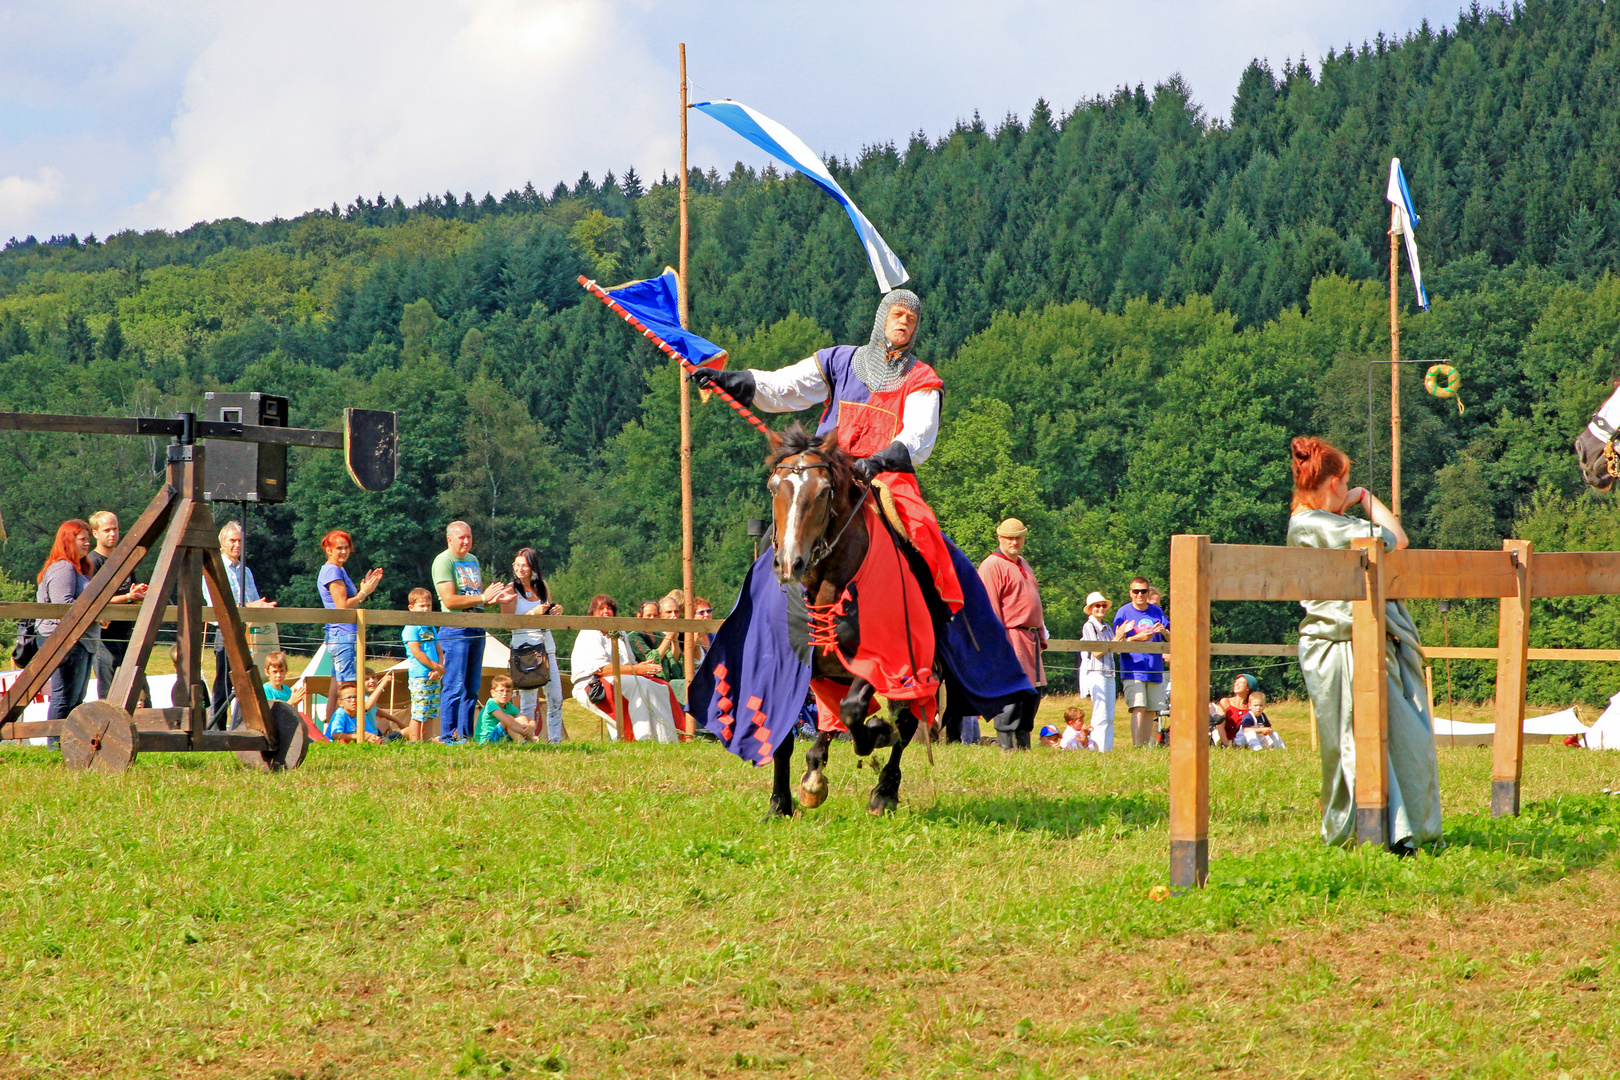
[{"x1": 203, "y1": 392, "x2": 289, "y2": 503}]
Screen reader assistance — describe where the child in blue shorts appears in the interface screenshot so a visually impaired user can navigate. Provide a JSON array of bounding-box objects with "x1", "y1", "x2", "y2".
[{"x1": 403, "y1": 588, "x2": 444, "y2": 743}]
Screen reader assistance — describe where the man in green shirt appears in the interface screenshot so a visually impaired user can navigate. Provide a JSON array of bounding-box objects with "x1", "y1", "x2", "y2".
[{"x1": 432, "y1": 520, "x2": 513, "y2": 742}]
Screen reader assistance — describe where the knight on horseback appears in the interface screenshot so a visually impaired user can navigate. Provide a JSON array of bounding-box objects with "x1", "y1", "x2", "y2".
[
  {"x1": 687, "y1": 290, "x2": 1034, "y2": 818},
  {"x1": 689, "y1": 289, "x2": 963, "y2": 613}
]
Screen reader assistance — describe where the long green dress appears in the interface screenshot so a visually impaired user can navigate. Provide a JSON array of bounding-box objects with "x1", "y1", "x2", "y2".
[{"x1": 1287, "y1": 509, "x2": 1443, "y2": 849}]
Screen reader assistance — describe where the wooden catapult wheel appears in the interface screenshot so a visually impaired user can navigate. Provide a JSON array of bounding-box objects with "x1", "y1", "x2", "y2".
[{"x1": 0, "y1": 408, "x2": 396, "y2": 772}]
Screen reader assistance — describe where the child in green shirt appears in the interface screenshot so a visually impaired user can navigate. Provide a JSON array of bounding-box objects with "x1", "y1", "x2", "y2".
[{"x1": 475, "y1": 676, "x2": 538, "y2": 743}]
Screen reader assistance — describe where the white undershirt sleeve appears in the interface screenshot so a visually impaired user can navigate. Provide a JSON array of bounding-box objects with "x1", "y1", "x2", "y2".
[
  {"x1": 895, "y1": 389, "x2": 942, "y2": 465},
  {"x1": 749, "y1": 356, "x2": 830, "y2": 413}
]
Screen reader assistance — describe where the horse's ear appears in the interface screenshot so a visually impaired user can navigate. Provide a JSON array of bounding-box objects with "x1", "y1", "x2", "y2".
[
  {"x1": 767, "y1": 428, "x2": 784, "y2": 453},
  {"x1": 818, "y1": 427, "x2": 840, "y2": 455}
]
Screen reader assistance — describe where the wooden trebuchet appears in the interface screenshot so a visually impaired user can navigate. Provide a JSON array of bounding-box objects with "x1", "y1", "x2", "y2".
[{"x1": 0, "y1": 406, "x2": 396, "y2": 772}]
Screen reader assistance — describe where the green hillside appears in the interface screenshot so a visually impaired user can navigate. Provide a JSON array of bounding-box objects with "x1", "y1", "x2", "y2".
[{"x1": 5, "y1": 0, "x2": 1620, "y2": 703}]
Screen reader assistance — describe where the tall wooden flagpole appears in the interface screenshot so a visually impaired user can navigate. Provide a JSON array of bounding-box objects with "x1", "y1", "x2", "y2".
[
  {"x1": 1388, "y1": 203, "x2": 1403, "y2": 519},
  {"x1": 677, "y1": 43, "x2": 696, "y2": 733}
]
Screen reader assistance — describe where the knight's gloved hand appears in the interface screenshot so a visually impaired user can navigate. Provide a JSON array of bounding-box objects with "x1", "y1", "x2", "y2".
[
  {"x1": 852, "y1": 441, "x2": 913, "y2": 482},
  {"x1": 687, "y1": 366, "x2": 756, "y2": 407}
]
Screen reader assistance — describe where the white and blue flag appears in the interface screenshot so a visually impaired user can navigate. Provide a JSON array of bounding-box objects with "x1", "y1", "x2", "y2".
[
  {"x1": 692, "y1": 99, "x2": 909, "y2": 293},
  {"x1": 1386, "y1": 158, "x2": 1428, "y2": 310}
]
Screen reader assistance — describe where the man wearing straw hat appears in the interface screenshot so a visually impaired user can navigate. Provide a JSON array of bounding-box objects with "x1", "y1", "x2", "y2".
[{"x1": 978, "y1": 518, "x2": 1047, "y2": 751}]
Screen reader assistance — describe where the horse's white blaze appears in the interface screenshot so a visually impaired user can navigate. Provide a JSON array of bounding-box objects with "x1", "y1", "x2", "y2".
[
  {"x1": 1589, "y1": 385, "x2": 1620, "y2": 440},
  {"x1": 780, "y1": 465, "x2": 808, "y2": 573}
]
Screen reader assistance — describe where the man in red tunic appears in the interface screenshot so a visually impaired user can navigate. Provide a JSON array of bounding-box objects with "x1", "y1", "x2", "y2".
[
  {"x1": 689, "y1": 290, "x2": 963, "y2": 612},
  {"x1": 978, "y1": 518, "x2": 1047, "y2": 750}
]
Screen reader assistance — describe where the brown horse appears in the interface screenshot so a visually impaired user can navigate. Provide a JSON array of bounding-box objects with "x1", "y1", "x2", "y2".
[{"x1": 765, "y1": 423, "x2": 923, "y2": 817}]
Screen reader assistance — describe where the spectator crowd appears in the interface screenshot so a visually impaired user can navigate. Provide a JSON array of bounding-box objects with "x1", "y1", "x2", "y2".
[{"x1": 23, "y1": 510, "x2": 1288, "y2": 754}]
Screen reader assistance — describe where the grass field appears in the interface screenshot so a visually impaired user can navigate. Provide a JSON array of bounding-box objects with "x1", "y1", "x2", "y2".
[{"x1": 5, "y1": 697, "x2": 1620, "y2": 1079}]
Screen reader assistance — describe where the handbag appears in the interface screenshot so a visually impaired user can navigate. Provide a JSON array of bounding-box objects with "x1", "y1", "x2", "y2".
[
  {"x1": 11, "y1": 620, "x2": 39, "y2": 668},
  {"x1": 585, "y1": 673, "x2": 607, "y2": 704},
  {"x1": 508, "y1": 641, "x2": 549, "y2": 690}
]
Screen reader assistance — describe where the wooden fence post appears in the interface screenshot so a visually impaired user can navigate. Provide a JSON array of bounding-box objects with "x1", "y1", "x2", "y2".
[
  {"x1": 1349, "y1": 536, "x2": 1389, "y2": 848},
  {"x1": 1168, "y1": 534, "x2": 1211, "y2": 890},
  {"x1": 1491, "y1": 539, "x2": 1532, "y2": 817}
]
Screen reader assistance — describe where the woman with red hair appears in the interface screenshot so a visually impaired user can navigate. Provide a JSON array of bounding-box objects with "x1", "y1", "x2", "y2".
[
  {"x1": 36, "y1": 519, "x2": 99, "y2": 722},
  {"x1": 1287, "y1": 437, "x2": 1440, "y2": 852},
  {"x1": 317, "y1": 529, "x2": 383, "y2": 725}
]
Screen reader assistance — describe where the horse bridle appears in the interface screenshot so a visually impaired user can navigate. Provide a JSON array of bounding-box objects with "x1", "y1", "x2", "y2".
[{"x1": 772, "y1": 457, "x2": 869, "y2": 570}]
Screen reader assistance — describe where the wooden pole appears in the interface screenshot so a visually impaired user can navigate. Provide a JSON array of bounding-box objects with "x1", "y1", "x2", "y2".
[
  {"x1": 1442, "y1": 606, "x2": 1455, "y2": 748},
  {"x1": 1389, "y1": 205, "x2": 1402, "y2": 520},
  {"x1": 1168, "y1": 534, "x2": 1210, "y2": 890},
  {"x1": 677, "y1": 43, "x2": 696, "y2": 739},
  {"x1": 356, "y1": 608, "x2": 367, "y2": 741},
  {"x1": 1349, "y1": 536, "x2": 1389, "y2": 848},
  {"x1": 610, "y1": 632, "x2": 631, "y2": 742},
  {"x1": 1491, "y1": 539, "x2": 1532, "y2": 817}
]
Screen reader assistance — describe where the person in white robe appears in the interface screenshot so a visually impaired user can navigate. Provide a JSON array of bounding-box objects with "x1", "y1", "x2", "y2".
[{"x1": 570, "y1": 594, "x2": 682, "y2": 743}]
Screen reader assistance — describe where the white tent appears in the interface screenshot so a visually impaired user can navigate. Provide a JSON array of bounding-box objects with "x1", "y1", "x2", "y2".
[
  {"x1": 1585, "y1": 690, "x2": 1620, "y2": 749},
  {"x1": 1432, "y1": 707, "x2": 1590, "y2": 748}
]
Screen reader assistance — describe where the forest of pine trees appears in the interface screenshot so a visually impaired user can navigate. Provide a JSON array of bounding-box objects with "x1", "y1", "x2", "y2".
[{"x1": 6, "y1": 0, "x2": 1620, "y2": 703}]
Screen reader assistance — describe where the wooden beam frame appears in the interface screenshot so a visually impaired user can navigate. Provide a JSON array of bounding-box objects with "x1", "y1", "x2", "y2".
[
  {"x1": 1349, "y1": 537, "x2": 1390, "y2": 848},
  {"x1": 1168, "y1": 534, "x2": 1210, "y2": 890},
  {"x1": 0, "y1": 445, "x2": 284, "y2": 763},
  {"x1": 1491, "y1": 540, "x2": 1531, "y2": 817}
]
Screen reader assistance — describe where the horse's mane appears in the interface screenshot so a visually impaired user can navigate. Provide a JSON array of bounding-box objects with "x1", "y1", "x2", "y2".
[{"x1": 766, "y1": 422, "x2": 856, "y2": 495}]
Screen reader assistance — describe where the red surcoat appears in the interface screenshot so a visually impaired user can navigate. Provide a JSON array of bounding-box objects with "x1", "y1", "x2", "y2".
[{"x1": 818, "y1": 355, "x2": 964, "y2": 612}]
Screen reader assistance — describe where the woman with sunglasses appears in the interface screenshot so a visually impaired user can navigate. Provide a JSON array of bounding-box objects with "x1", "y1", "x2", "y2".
[{"x1": 501, "y1": 547, "x2": 565, "y2": 744}]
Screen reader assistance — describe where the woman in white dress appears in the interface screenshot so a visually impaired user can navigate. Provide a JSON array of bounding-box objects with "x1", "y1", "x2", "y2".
[
  {"x1": 501, "y1": 547, "x2": 566, "y2": 743},
  {"x1": 570, "y1": 594, "x2": 683, "y2": 743}
]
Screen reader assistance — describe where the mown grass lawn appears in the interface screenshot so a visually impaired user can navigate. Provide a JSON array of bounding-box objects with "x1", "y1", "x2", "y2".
[{"x1": 5, "y1": 698, "x2": 1620, "y2": 1079}]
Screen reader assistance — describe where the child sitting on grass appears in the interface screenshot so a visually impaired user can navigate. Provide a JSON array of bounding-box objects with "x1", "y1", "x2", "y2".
[
  {"x1": 260, "y1": 651, "x2": 307, "y2": 711},
  {"x1": 1059, "y1": 706, "x2": 1101, "y2": 751},
  {"x1": 475, "y1": 675, "x2": 538, "y2": 743},
  {"x1": 325, "y1": 682, "x2": 383, "y2": 744},
  {"x1": 1236, "y1": 691, "x2": 1285, "y2": 750},
  {"x1": 361, "y1": 667, "x2": 411, "y2": 738}
]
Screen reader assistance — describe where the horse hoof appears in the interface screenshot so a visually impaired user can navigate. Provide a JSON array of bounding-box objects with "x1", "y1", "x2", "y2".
[
  {"x1": 798, "y1": 768, "x2": 828, "y2": 809},
  {"x1": 867, "y1": 787, "x2": 898, "y2": 815},
  {"x1": 766, "y1": 794, "x2": 796, "y2": 819}
]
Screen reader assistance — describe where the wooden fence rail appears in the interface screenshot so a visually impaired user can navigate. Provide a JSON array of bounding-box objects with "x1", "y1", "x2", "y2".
[
  {"x1": 1167, "y1": 537, "x2": 1620, "y2": 891},
  {"x1": 0, "y1": 602, "x2": 721, "y2": 635}
]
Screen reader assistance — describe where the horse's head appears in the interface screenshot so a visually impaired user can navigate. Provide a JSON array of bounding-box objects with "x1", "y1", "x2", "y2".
[
  {"x1": 1576, "y1": 428, "x2": 1614, "y2": 491},
  {"x1": 765, "y1": 423, "x2": 855, "y2": 585},
  {"x1": 1577, "y1": 385, "x2": 1620, "y2": 492}
]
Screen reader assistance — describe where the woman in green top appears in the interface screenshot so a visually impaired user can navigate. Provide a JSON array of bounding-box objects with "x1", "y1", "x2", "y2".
[{"x1": 1286, "y1": 436, "x2": 1441, "y2": 852}]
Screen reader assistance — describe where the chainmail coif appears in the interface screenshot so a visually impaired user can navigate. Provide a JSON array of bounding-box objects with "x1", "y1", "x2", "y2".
[{"x1": 851, "y1": 290, "x2": 922, "y2": 394}]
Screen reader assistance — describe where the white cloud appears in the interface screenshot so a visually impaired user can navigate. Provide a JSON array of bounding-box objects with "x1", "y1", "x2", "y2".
[
  {"x1": 144, "y1": 0, "x2": 670, "y2": 228},
  {"x1": 1, "y1": 1, "x2": 1469, "y2": 238},
  {"x1": 0, "y1": 167, "x2": 65, "y2": 231}
]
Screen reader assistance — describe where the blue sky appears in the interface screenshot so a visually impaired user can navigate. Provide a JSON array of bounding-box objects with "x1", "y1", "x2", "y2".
[{"x1": 1, "y1": 0, "x2": 1464, "y2": 241}]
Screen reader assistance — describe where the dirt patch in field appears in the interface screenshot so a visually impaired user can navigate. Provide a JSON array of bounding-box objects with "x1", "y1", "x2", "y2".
[{"x1": 551, "y1": 868, "x2": 1620, "y2": 1078}]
